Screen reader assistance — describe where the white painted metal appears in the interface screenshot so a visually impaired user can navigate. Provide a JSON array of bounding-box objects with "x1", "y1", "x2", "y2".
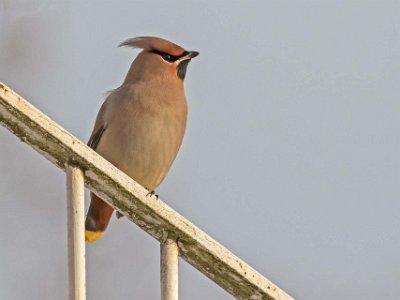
[
  {"x1": 0, "y1": 82, "x2": 294, "y2": 300},
  {"x1": 161, "y1": 239, "x2": 179, "y2": 300},
  {"x1": 66, "y1": 167, "x2": 86, "y2": 300}
]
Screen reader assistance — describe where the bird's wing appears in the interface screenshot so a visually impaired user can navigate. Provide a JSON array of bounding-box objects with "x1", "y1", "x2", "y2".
[
  {"x1": 87, "y1": 85, "x2": 135, "y2": 150},
  {"x1": 88, "y1": 124, "x2": 107, "y2": 150},
  {"x1": 87, "y1": 97, "x2": 111, "y2": 150}
]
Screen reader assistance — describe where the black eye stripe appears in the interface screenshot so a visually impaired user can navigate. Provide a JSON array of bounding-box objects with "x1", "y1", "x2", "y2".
[{"x1": 151, "y1": 50, "x2": 189, "y2": 63}]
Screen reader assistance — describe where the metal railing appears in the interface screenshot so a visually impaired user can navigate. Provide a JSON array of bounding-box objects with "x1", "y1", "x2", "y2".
[{"x1": 0, "y1": 82, "x2": 294, "y2": 300}]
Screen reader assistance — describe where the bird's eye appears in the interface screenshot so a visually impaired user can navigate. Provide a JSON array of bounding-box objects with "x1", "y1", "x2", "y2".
[
  {"x1": 162, "y1": 53, "x2": 174, "y2": 62},
  {"x1": 151, "y1": 50, "x2": 180, "y2": 63}
]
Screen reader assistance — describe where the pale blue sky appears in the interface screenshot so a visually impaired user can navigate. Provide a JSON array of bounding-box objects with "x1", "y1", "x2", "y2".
[{"x1": 1, "y1": 1, "x2": 400, "y2": 299}]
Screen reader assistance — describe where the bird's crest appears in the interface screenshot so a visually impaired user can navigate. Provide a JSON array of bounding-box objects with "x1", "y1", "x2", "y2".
[{"x1": 119, "y1": 36, "x2": 185, "y2": 56}]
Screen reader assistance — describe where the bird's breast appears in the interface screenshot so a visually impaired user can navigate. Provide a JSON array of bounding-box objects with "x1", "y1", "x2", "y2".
[{"x1": 96, "y1": 87, "x2": 187, "y2": 190}]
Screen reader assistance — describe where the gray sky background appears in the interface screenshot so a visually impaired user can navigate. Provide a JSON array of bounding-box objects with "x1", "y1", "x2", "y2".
[{"x1": 1, "y1": 1, "x2": 399, "y2": 299}]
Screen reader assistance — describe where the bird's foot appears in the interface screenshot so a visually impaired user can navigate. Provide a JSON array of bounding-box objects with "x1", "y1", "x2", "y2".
[{"x1": 146, "y1": 190, "x2": 159, "y2": 199}]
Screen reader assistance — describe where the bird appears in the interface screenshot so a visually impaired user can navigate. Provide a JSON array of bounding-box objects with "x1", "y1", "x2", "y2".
[{"x1": 85, "y1": 36, "x2": 199, "y2": 243}]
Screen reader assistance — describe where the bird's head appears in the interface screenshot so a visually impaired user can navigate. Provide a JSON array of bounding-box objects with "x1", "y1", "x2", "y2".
[{"x1": 120, "y1": 36, "x2": 199, "y2": 84}]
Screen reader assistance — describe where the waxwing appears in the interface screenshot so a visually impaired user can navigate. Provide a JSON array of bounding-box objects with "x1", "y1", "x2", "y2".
[{"x1": 85, "y1": 36, "x2": 199, "y2": 242}]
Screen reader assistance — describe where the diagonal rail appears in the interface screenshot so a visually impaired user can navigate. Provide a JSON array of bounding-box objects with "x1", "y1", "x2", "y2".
[{"x1": 0, "y1": 82, "x2": 294, "y2": 300}]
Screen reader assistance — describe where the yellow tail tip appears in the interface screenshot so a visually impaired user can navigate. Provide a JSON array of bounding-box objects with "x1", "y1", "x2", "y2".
[{"x1": 85, "y1": 230, "x2": 104, "y2": 243}]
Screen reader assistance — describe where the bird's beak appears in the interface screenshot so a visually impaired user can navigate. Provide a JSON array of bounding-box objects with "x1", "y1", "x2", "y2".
[{"x1": 179, "y1": 51, "x2": 200, "y2": 62}]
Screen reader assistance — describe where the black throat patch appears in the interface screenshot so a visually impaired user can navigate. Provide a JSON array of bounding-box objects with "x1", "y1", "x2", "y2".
[{"x1": 177, "y1": 60, "x2": 190, "y2": 80}]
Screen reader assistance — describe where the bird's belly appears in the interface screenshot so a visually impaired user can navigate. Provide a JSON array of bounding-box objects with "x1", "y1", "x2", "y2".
[{"x1": 96, "y1": 116, "x2": 185, "y2": 190}]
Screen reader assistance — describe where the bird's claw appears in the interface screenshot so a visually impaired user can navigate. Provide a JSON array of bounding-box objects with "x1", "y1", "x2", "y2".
[{"x1": 146, "y1": 190, "x2": 159, "y2": 199}]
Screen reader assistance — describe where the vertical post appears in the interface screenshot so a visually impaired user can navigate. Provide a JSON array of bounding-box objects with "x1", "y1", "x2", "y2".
[
  {"x1": 160, "y1": 239, "x2": 179, "y2": 300},
  {"x1": 66, "y1": 167, "x2": 86, "y2": 300}
]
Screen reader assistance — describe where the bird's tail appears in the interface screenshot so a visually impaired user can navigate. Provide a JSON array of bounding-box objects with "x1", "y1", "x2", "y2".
[{"x1": 85, "y1": 193, "x2": 114, "y2": 243}]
